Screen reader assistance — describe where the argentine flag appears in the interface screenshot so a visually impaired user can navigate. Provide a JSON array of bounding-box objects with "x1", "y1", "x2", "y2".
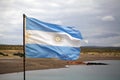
[{"x1": 25, "y1": 17, "x2": 83, "y2": 60}]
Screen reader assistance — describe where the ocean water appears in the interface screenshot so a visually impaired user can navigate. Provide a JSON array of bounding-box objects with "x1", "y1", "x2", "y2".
[{"x1": 0, "y1": 60, "x2": 120, "y2": 80}]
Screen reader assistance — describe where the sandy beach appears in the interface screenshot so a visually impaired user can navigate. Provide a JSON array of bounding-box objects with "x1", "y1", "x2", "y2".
[{"x1": 0, "y1": 54, "x2": 120, "y2": 74}]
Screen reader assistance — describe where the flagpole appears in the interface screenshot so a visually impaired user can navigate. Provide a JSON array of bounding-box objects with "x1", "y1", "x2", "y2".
[{"x1": 23, "y1": 14, "x2": 26, "y2": 80}]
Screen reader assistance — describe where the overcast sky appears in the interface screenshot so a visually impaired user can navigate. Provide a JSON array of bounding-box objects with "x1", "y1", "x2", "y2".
[{"x1": 0, "y1": 0, "x2": 120, "y2": 46}]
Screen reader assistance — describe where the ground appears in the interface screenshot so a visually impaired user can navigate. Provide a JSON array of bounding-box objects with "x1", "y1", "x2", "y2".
[{"x1": 0, "y1": 53, "x2": 120, "y2": 74}]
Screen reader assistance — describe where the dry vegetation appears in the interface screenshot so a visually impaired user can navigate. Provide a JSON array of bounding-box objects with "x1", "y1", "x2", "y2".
[{"x1": 0, "y1": 45, "x2": 23, "y2": 59}]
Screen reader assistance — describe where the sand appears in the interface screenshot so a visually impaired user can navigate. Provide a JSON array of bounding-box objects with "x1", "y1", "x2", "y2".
[{"x1": 0, "y1": 54, "x2": 120, "y2": 74}]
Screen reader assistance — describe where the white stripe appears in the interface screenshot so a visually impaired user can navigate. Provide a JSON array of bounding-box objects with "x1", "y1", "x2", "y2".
[{"x1": 25, "y1": 30, "x2": 81, "y2": 47}]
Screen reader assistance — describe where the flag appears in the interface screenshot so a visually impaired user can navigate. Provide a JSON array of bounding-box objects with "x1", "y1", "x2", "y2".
[{"x1": 25, "y1": 17, "x2": 83, "y2": 60}]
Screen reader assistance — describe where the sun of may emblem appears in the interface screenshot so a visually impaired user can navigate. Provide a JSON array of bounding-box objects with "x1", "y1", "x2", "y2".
[{"x1": 55, "y1": 35, "x2": 62, "y2": 42}]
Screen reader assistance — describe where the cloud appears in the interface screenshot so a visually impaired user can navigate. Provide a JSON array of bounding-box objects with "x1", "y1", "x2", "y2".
[
  {"x1": 49, "y1": 20, "x2": 63, "y2": 25},
  {"x1": 92, "y1": 32, "x2": 120, "y2": 38},
  {"x1": 0, "y1": 0, "x2": 120, "y2": 46},
  {"x1": 98, "y1": 15, "x2": 115, "y2": 21},
  {"x1": 102, "y1": 15, "x2": 115, "y2": 21},
  {"x1": 86, "y1": 35, "x2": 120, "y2": 47},
  {"x1": 0, "y1": 34, "x2": 4, "y2": 37}
]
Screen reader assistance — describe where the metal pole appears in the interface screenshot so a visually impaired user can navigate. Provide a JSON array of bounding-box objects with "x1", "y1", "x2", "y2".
[{"x1": 23, "y1": 14, "x2": 26, "y2": 80}]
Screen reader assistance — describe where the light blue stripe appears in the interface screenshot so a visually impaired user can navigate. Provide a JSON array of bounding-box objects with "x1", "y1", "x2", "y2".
[
  {"x1": 26, "y1": 17, "x2": 83, "y2": 39},
  {"x1": 26, "y1": 44, "x2": 80, "y2": 60}
]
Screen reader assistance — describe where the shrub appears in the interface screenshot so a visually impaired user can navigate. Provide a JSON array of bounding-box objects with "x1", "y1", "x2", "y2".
[
  {"x1": 0, "y1": 52, "x2": 8, "y2": 56},
  {"x1": 13, "y1": 52, "x2": 24, "y2": 57}
]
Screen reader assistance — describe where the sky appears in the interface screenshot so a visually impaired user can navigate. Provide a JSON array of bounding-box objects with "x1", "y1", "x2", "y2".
[{"x1": 0, "y1": 0, "x2": 120, "y2": 46}]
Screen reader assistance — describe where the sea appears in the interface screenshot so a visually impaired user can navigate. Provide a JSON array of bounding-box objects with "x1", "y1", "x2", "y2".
[{"x1": 0, "y1": 60, "x2": 120, "y2": 80}]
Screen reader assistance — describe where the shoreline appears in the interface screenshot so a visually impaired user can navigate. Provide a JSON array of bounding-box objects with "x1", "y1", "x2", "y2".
[{"x1": 0, "y1": 54, "x2": 120, "y2": 74}]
